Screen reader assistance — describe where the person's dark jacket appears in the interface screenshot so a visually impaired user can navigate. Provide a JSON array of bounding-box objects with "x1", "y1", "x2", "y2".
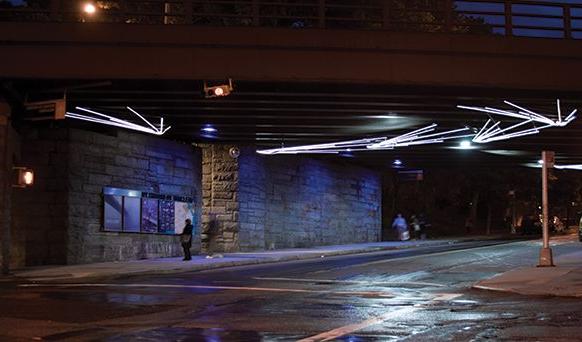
[
  {"x1": 182, "y1": 223, "x2": 193, "y2": 236},
  {"x1": 180, "y1": 223, "x2": 193, "y2": 244}
]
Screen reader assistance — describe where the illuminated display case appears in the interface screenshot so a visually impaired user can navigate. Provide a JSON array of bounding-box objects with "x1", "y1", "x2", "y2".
[{"x1": 102, "y1": 187, "x2": 194, "y2": 234}]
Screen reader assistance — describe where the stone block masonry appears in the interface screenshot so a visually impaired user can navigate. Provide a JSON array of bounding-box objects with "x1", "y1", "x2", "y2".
[
  {"x1": 11, "y1": 127, "x2": 202, "y2": 266},
  {"x1": 238, "y1": 147, "x2": 266, "y2": 251},
  {"x1": 67, "y1": 129, "x2": 202, "y2": 264},
  {"x1": 12, "y1": 128, "x2": 66, "y2": 266},
  {"x1": 203, "y1": 145, "x2": 382, "y2": 252},
  {"x1": 258, "y1": 155, "x2": 381, "y2": 250},
  {"x1": 201, "y1": 145, "x2": 239, "y2": 253}
]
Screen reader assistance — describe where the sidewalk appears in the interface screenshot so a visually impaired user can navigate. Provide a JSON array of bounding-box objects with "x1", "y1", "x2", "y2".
[
  {"x1": 473, "y1": 235, "x2": 582, "y2": 298},
  {"x1": 8, "y1": 236, "x2": 508, "y2": 283}
]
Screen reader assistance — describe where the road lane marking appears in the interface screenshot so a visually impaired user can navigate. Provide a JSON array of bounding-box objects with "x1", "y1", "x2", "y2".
[
  {"x1": 18, "y1": 283, "x2": 394, "y2": 298},
  {"x1": 298, "y1": 292, "x2": 463, "y2": 341},
  {"x1": 253, "y1": 277, "x2": 446, "y2": 287},
  {"x1": 297, "y1": 307, "x2": 417, "y2": 342},
  {"x1": 355, "y1": 242, "x2": 524, "y2": 268},
  {"x1": 431, "y1": 293, "x2": 463, "y2": 301}
]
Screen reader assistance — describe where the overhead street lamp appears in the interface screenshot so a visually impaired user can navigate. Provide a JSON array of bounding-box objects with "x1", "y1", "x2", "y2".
[{"x1": 83, "y1": 3, "x2": 97, "y2": 14}]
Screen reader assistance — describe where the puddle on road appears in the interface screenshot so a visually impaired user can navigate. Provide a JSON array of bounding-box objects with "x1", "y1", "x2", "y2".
[
  {"x1": 106, "y1": 327, "x2": 299, "y2": 342},
  {"x1": 43, "y1": 290, "x2": 173, "y2": 306}
]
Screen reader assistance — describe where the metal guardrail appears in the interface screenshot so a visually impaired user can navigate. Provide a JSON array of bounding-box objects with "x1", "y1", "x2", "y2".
[{"x1": 1, "y1": 0, "x2": 581, "y2": 39}]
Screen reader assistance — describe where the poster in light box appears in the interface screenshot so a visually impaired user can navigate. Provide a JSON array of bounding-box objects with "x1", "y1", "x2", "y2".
[
  {"x1": 141, "y1": 198, "x2": 159, "y2": 233},
  {"x1": 174, "y1": 202, "x2": 194, "y2": 234},
  {"x1": 103, "y1": 195, "x2": 122, "y2": 231},
  {"x1": 123, "y1": 196, "x2": 141, "y2": 232},
  {"x1": 159, "y1": 200, "x2": 175, "y2": 233}
]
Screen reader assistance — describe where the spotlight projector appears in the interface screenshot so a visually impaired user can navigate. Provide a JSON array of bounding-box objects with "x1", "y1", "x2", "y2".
[{"x1": 204, "y1": 79, "x2": 233, "y2": 98}]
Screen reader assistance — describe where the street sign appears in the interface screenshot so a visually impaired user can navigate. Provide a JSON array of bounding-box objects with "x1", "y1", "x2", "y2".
[
  {"x1": 23, "y1": 98, "x2": 66, "y2": 121},
  {"x1": 398, "y1": 170, "x2": 423, "y2": 181}
]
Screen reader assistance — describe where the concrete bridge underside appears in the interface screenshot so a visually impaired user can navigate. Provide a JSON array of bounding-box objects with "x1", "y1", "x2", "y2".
[{"x1": 2, "y1": 22, "x2": 582, "y2": 92}]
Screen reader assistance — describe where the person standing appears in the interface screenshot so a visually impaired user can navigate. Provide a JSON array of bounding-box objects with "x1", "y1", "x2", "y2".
[{"x1": 180, "y1": 218, "x2": 193, "y2": 261}]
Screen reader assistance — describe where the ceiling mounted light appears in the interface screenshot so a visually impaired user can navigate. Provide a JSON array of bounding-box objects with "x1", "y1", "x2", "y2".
[
  {"x1": 200, "y1": 124, "x2": 218, "y2": 138},
  {"x1": 525, "y1": 161, "x2": 582, "y2": 171},
  {"x1": 204, "y1": 79, "x2": 233, "y2": 98},
  {"x1": 555, "y1": 164, "x2": 582, "y2": 170},
  {"x1": 65, "y1": 107, "x2": 170, "y2": 135},
  {"x1": 449, "y1": 140, "x2": 477, "y2": 150},
  {"x1": 459, "y1": 140, "x2": 472, "y2": 149},
  {"x1": 458, "y1": 99, "x2": 577, "y2": 144},
  {"x1": 201, "y1": 125, "x2": 217, "y2": 133},
  {"x1": 256, "y1": 124, "x2": 472, "y2": 155}
]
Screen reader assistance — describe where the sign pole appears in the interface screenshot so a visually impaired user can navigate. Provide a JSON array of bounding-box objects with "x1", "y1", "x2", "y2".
[{"x1": 538, "y1": 150, "x2": 554, "y2": 267}]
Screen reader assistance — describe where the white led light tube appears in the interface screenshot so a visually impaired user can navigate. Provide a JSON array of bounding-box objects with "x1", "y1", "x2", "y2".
[{"x1": 66, "y1": 106, "x2": 171, "y2": 136}]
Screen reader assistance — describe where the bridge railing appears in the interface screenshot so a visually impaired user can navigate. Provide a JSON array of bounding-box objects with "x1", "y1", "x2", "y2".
[{"x1": 1, "y1": 0, "x2": 581, "y2": 39}]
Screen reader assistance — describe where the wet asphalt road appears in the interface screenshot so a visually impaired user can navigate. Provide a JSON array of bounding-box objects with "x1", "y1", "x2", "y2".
[{"x1": 1, "y1": 237, "x2": 582, "y2": 341}]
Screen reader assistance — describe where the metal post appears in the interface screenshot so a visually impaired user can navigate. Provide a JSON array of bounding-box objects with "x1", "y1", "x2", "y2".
[
  {"x1": 504, "y1": 0, "x2": 512, "y2": 36},
  {"x1": 444, "y1": 0, "x2": 453, "y2": 33},
  {"x1": 538, "y1": 150, "x2": 554, "y2": 267},
  {"x1": 564, "y1": 5, "x2": 572, "y2": 39},
  {"x1": 163, "y1": 2, "x2": 170, "y2": 24},
  {"x1": 317, "y1": 0, "x2": 325, "y2": 29}
]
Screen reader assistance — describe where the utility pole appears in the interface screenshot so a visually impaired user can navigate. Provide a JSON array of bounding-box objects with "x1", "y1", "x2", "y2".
[{"x1": 538, "y1": 150, "x2": 555, "y2": 267}]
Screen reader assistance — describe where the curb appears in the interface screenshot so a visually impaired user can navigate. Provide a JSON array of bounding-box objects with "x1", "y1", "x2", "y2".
[{"x1": 10, "y1": 236, "x2": 523, "y2": 283}]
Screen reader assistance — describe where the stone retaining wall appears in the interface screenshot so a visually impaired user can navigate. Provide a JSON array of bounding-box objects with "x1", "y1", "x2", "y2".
[
  {"x1": 11, "y1": 127, "x2": 201, "y2": 266},
  {"x1": 262, "y1": 156, "x2": 381, "y2": 249},
  {"x1": 12, "y1": 128, "x2": 67, "y2": 266},
  {"x1": 67, "y1": 129, "x2": 201, "y2": 264},
  {"x1": 203, "y1": 146, "x2": 382, "y2": 252}
]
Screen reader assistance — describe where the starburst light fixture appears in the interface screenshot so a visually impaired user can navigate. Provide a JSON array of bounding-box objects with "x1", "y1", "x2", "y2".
[
  {"x1": 256, "y1": 124, "x2": 472, "y2": 155},
  {"x1": 458, "y1": 99, "x2": 577, "y2": 144},
  {"x1": 65, "y1": 106, "x2": 171, "y2": 136}
]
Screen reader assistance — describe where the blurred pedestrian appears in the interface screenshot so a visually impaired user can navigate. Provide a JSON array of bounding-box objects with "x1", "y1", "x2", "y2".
[
  {"x1": 411, "y1": 214, "x2": 421, "y2": 240},
  {"x1": 392, "y1": 213, "x2": 409, "y2": 241},
  {"x1": 419, "y1": 213, "x2": 430, "y2": 239}
]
